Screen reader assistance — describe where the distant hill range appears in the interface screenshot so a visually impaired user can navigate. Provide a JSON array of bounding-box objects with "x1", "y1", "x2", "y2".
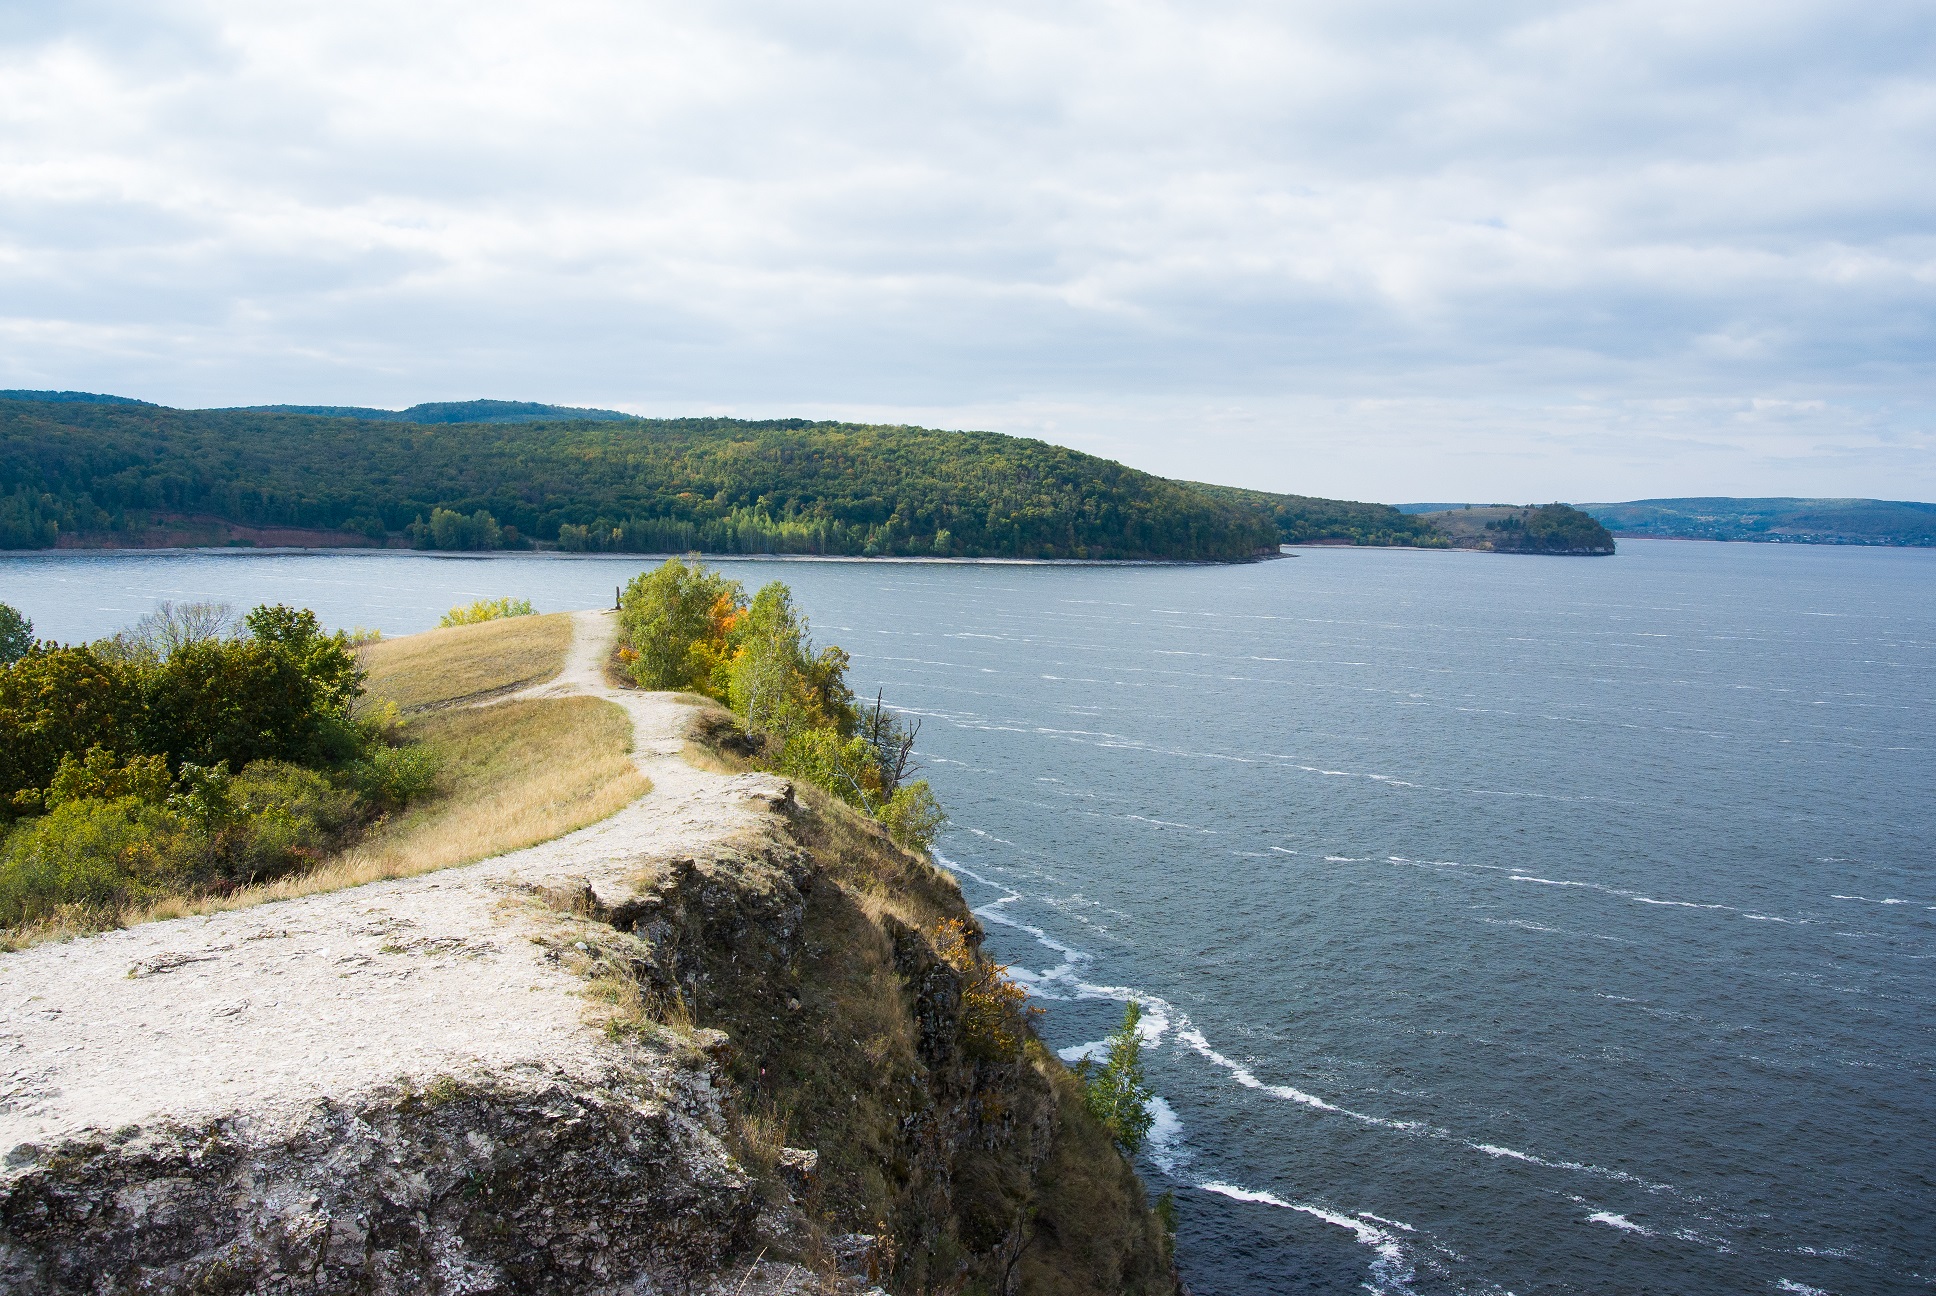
[
  {"x1": 38, "y1": 390, "x2": 1911, "y2": 557},
  {"x1": 1579, "y1": 498, "x2": 1936, "y2": 547},
  {"x1": 1404, "y1": 497, "x2": 1936, "y2": 547}
]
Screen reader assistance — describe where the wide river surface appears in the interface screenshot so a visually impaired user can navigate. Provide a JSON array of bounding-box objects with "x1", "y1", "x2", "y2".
[{"x1": 4, "y1": 541, "x2": 1932, "y2": 1295}]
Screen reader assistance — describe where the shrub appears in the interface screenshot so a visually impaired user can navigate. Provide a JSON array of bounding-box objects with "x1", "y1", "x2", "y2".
[
  {"x1": 439, "y1": 597, "x2": 535, "y2": 627},
  {"x1": 933, "y1": 918, "x2": 1033, "y2": 1061},
  {"x1": 142, "y1": 638, "x2": 327, "y2": 771},
  {"x1": 618, "y1": 559, "x2": 743, "y2": 691},
  {"x1": 223, "y1": 760, "x2": 359, "y2": 882},
  {"x1": 244, "y1": 604, "x2": 364, "y2": 716},
  {"x1": 0, "y1": 646, "x2": 144, "y2": 803},
  {"x1": 45, "y1": 747, "x2": 170, "y2": 809},
  {"x1": 0, "y1": 603, "x2": 32, "y2": 665},
  {"x1": 881, "y1": 781, "x2": 946, "y2": 853},
  {"x1": 352, "y1": 744, "x2": 441, "y2": 809},
  {"x1": 0, "y1": 796, "x2": 186, "y2": 926}
]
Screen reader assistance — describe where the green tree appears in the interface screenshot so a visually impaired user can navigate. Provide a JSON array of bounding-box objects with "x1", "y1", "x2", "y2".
[
  {"x1": 142, "y1": 638, "x2": 332, "y2": 771},
  {"x1": 618, "y1": 559, "x2": 744, "y2": 691},
  {"x1": 0, "y1": 603, "x2": 32, "y2": 664},
  {"x1": 243, "y1": 603, "x2": 365, "y2": 717},
  {"x1": 1077, "y1": 1001, "x2": 1156, "y2": 1154},
  {"x1": 0, "y1": 645, "x2": 144, "y2": 803}
]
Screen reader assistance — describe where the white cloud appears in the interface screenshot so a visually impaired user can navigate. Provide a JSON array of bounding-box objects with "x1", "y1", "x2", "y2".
[{"x1": 0, "y1": 0, "x2": 1931, "y2": 500}]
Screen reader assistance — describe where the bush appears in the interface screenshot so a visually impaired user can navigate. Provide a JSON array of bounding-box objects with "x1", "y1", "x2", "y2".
[
  {"x1": 0, "y1": 646, "x2": 144, "y2": 803},
  {"x1": 933, "y1": 918, "x2": 1033, "y2": 1061},
  {"x1": 618, "y1": 559, "x2": 743, "y2": 691},
  {"x1": 0, "y1": 603, "x2": 33, "y2": 665},
  {"x1": 45, "y1": 747, "x2": 170, "y2": 809},
  {"x1": 439, "y1": 597, "x2": 535, "y2": 627},
  {"x1": 619, "y1": 558, "x2": 945, "y2": 850},
  {"x1": 881, "y1": 781, "x2": 946, "y2": 852},
  {"x1": 223, "y1": 760, "x2": 359, "y2": 883},
  {"x1": 352, "y1": 744, "x2": 441, "y2": 809},
  {"x1": 0, "y1": 796, "x2": 186, "y2": 926}
]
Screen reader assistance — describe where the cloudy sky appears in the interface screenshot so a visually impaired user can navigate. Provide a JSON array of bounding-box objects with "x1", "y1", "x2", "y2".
[{"x1": 2, "y1": 0, "x2": 1931, "y2": 502}]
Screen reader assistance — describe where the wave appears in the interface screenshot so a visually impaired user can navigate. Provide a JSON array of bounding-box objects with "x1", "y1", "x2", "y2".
[
  {"x1": 1198, "y1": 1182, "x2": 1416, "y2": 1295},
  {"x1": 1586, "y1": 1211, "x2": 1653, "y2": 1236},
  {"x1": 1176, "y1": 1027, "x2": 1426, "y2": 1132}
]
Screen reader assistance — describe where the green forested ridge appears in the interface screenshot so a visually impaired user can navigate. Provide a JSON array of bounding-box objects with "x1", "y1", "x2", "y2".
[
  {"x1": 0, "y1": 397, "x2": 1278, "y2": 560},
  {"x1": 1581, "y1": 497, "x2": 1936, "y2": 546},
  {"x1": 1184, "y1": 481, "x2": 1449, "y2": 547}
]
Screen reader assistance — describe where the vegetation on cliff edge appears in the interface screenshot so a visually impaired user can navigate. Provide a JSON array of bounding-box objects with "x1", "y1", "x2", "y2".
[{"x1": 617, "y1": 558, "x2": 945, "y2": 851}]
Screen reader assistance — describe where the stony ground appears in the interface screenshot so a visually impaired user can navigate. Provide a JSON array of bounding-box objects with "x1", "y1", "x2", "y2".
[{"x1": 0, "y1": 610, "x2": 845, "y2": 1295}]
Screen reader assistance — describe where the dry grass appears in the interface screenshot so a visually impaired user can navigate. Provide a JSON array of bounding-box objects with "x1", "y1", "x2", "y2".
[
  {"x1": 361, "y1": 612, "x2": 573, "y2": 711},
  {"x1": 78, "y1": 695, "x2": 647, "y2": 934}
]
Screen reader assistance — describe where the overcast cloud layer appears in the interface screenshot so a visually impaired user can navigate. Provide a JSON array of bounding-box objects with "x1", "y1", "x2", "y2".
[{"x1": 2, "y1": 0, "x2": 1932, "y2": 501}]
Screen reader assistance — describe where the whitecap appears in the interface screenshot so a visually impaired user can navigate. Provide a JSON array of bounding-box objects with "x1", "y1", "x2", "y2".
[
  {"x1": 1176, "y1": 1027, "x2": 1424, "y2": 1132},
  {"x1": 1197, "y1": 1182, "x2": 1414, "y2": 1294},
  {"x1": 1471, "y1": 1142, "x2": 1676, "y2": 1193},
  {"x1": 1144, "y1": 1096, "x2": 1188, "y2": 1176},
  {"x1": 1587, "y1": 1211, "x2": 1653, "y2": 1235},
  {"x1": 1776, "y1": 1282, "x2": 1830, "y2": 1295}
]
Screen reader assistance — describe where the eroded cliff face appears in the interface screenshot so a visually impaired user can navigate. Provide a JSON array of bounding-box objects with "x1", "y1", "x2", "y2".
[{"x1": 0, "y1": 655, "x2": 1173, "y2": 1295}]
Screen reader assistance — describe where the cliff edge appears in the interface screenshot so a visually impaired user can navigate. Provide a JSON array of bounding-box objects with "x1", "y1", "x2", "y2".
[{"x1": 0, "y1": 612, "x2": 1172, "y2": 1294}]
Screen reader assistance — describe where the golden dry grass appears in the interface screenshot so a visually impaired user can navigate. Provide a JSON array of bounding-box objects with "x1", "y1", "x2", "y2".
[
  {"x1": 8, "y1": 695, "x2": 647, "y2": 943},
  {"x1": 360, "y1": 612, "x2": 573, "y2": 711}
]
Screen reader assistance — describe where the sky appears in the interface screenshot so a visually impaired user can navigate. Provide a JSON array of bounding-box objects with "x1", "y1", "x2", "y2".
[{"x1": 1, "y1": 0, "x2": 1932, "y2": 504}]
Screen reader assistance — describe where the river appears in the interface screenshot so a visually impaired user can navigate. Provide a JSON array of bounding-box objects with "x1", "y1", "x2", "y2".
[{"x1": 4, "y1": 541, "x2": 1931, "y2": 1294}]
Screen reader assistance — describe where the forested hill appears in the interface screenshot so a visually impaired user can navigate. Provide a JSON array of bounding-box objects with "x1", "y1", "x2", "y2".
[
  {"x1": 1580, "y1": 497, "x2": 1936, "y2": 546},
  {"x1": 1185, "y1": 482, "x2": 1448, "y2": 547},
  {"x1": 0, "y1": 397, "x2": 1280, "y2": 561}
]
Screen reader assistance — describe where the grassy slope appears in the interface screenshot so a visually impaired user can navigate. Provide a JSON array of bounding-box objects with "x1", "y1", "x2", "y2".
[
  {"x1": 0, "y1": 399, "x2": 1276, "y2": 561},
  {"x1": 360, "y1": 612, "x2": 573, "y2": 710},
  {"x1": 10, "y1": 618, "x2": 645, "y2": 943}
]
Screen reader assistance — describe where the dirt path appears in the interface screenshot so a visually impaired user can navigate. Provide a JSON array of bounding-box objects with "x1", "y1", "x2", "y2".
[{"x1": 0, "y1": 610, "x2": 787, "y2": 1153}]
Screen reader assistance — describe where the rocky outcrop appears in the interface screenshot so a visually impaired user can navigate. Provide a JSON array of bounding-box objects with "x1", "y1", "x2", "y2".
[{"x1": 0, "y1": 612, "x2": 1174, "y2": 1294}]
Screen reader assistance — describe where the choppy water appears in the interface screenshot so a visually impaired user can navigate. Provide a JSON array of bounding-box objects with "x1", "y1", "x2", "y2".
[{"x1": 4, "y1": 542, "x2": 1932, "y2": 1294}]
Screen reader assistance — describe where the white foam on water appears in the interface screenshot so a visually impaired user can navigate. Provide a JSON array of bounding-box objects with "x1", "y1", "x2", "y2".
[
  {"x1": 1776, "y1": 1281, "x2": 1830, "y2": 1295},
  {"x1": 1358, "y1": 1212, "x2": 1417, "y2": 1232},
  {"x1": 1830, "y1": 894, "x2": 1910, "y2": 905},
  {"x1": 1469, "y1": 1143, "x2": 1676, "y2": 1194},
  {"x1": 1176, "y1": 1027, "x2": 1426, "y2": 1132},
  {"x1": 1631, "y1": 897, "x2": 1733, "y2": 910},
  {"x1": 1145, "y1": 1096, "x2": 1188, "y2": 1176},
  {"x1": 1507, "y1": 871, "x2": 1741, "y2": 915},
  {"x1": 1197, "y1": 1181, "x2": 1415, "y2": 1294},
  {"x1": 1587, "y1": 1211, "x2": 1653, "y2": 1235},
  {"x1": 1270, "y1": 846, "x2": 1299, "y2": 855}
]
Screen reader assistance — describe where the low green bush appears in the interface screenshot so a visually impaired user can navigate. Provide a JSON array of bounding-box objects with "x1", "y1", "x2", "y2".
[
  {"x1": 0, "y1": 796, "x2": 185, "y2": 927},
  {"x1": 439, "y1": 597, "x2": 534, "y2": 627},
  {"x1": 352, "y1": 744, "x2": 441, "y2": 809}
]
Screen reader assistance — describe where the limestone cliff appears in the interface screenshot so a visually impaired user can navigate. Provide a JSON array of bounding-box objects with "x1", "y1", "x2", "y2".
[{"x1": 0, "y1": 612, "x2": 1174, "y2": 1294}]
